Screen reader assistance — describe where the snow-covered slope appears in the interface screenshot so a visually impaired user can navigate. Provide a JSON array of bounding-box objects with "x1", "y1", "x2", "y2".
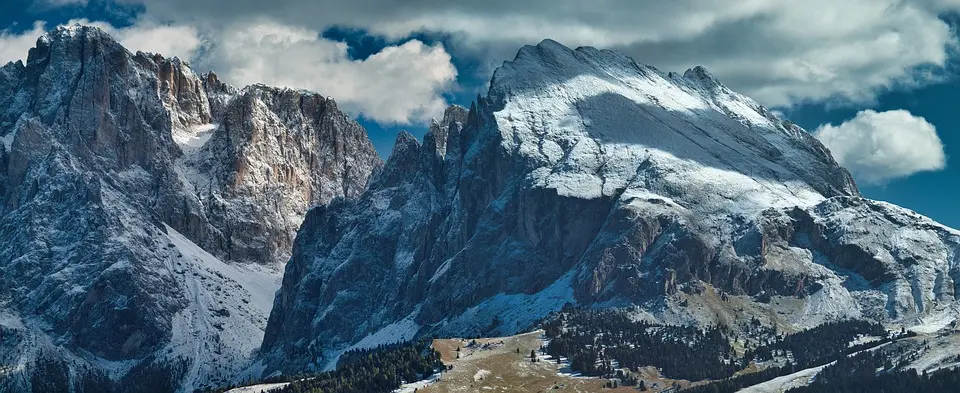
[
  {"x1": 488, "y1": 40, "x2": 855, "y2": 208},
  {"x1": 0, "y1": 25, "x2": 381, "y2": 392},
  {"x1": 161, "y1": 225, "x2": 281, "y2": 392},
  {"x1": 260, "y1": 40, "x2": 960, "y2": 375},
  {"x1": 0, "y1": 225, "x2": 280, "y2": 393}
]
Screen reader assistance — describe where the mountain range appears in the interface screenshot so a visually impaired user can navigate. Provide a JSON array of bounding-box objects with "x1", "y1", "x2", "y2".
[{"x1": 1, "y1": 25, "x2": 959, "y2": 393}]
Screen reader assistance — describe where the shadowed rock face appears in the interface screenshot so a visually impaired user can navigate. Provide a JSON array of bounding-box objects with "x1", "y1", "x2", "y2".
[
  {"x1": 260, "y1": 40, "x2": 960, "y2": 375},
  {"x1": 0, "y1": 25, "x2": 381, "y2": 392}
]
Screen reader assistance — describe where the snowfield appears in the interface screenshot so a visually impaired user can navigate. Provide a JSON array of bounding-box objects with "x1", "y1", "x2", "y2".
[{"x1": 162, "y1": 225, "x2": 282, "y2": 392}]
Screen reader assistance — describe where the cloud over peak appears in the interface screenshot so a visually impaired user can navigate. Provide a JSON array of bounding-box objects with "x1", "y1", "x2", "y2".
[
  {"x1": 201, "y1": 21, "x2": 457, "y2": 124},
  {"x1": 0, "y1": 18, "x2": 458, "y2": 125}
]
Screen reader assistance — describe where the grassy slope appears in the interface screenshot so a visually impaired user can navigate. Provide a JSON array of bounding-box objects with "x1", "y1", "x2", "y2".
[{"x1": 421, "y1": 331, "x2": 687, "y2": 393}]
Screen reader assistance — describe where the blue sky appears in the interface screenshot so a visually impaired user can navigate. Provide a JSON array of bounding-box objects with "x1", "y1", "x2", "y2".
[
  {"x1": 2, "y1": 0, "x2": 958, "y2": 228},
  {"x1": 787, "y1": 80, "x2": 960, "y2": 228}
]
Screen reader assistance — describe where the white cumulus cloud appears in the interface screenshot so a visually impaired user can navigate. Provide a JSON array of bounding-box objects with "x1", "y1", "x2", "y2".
[
  {"x1": 69, "y1": 19, "x2": 202, "y2": 60},
  {"x1": 0, "y1": 19, "x2": 201, "y2": 64},
  {"x1": 198, "y1": 21, "x2": 457, "y2": 124},
  {"x1": 815, "y1": 109, "x2": 946, "y2": 185}
]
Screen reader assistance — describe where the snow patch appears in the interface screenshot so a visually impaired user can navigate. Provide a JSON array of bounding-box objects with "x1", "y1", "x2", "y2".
[
  {"x1": 224, "y1": 382, "x2": 291, "y2": 393},
  {"x1": 737, "y1": 363, "x2": 828, "y2": 393},
  {"x1": 441, "y1": 272, "x2": 576, "y2": 336},
  {"x1": 172, "y1": 123, "x2": 218, "y2": 153},
  {"x1": 393, "y1": 373, "x2": 442, "y2": 393},
  {"x1": 350, "y1": 314, "x2": 421, "y2": 351},
  {"x1": 0, "y1": 129, "x2": 15, "y2": 151}
]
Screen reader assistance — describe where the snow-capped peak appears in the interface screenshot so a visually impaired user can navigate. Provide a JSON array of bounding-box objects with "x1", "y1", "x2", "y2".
[
  {"x1": 39, "y1": 23, "x2": 117, "y2": 49},
  {"x1": 484, "y1": 39, "x2": 857, "y2": 220}
]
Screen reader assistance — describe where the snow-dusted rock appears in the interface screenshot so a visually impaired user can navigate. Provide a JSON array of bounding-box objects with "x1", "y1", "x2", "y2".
[
  {"x1": 0, "y1": 25, "x2": 381, "y2": 392},
  {"x1": 260, "y1": 40, "x2": 960, "y2": 375}
]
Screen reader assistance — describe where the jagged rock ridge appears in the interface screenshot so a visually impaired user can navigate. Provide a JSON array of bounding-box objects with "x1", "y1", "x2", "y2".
[
  {"x1": 0, "y1": 25, "x2": 381, "y2": 393},
  {"x1": 260, "y1": 39, "x2": 960, "y2": 375}
]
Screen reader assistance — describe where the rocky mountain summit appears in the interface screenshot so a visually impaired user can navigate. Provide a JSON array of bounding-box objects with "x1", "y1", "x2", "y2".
[
  {"x1": 0, "y1": 25, "x2": 381, "y2": 392},
  {"x1": 260, "y1": 39, "x2": 960, "y2": 375}
]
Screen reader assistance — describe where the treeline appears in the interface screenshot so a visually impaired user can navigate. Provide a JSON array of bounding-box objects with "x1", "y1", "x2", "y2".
[
  {"x1": 542, "y1": 309, "x2": 741, "y2": 381},
  {"x1": 684, "y1": 321, "x2": 912, "y2": 393},
  {"x1": 788, "y1": 350, "x2": 960, "y2": 393},
  {"x1": 205, "y1": 340, "x2": 442, "y2": 393},
  {"x1": 747, "y1": 320, "x2": 887, "y2": 366}
]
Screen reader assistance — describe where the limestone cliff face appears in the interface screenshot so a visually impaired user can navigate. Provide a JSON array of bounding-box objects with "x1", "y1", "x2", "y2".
[
  {"x1": 188, "y1": 85, "x2": 380, "y2": 264},
  {"x1": 0, "y1": 25, "x2": 381, "y2": 393},
  {"x1": 260, "y1": 40, "x2": 960, "y2": 375}
]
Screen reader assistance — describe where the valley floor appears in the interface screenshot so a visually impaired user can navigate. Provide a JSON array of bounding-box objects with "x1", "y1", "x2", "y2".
[
  {"x1": 399, "y1": 328, "x2": 960, "y2": 393},
  {"x1": 406, "y1": 331, "x2": 684, "y2": 393},
  {"x1": 216, "y1": 326, "x2": 960, "y2": 393}
]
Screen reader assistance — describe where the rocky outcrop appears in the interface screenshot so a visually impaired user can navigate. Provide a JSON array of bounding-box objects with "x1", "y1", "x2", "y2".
[
  {"x1": 260, "y1": 39, "x2": 960, "y2": 375},
  {"x1": 0, "y1": 25, "x2": 381, "y2": 392}
]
